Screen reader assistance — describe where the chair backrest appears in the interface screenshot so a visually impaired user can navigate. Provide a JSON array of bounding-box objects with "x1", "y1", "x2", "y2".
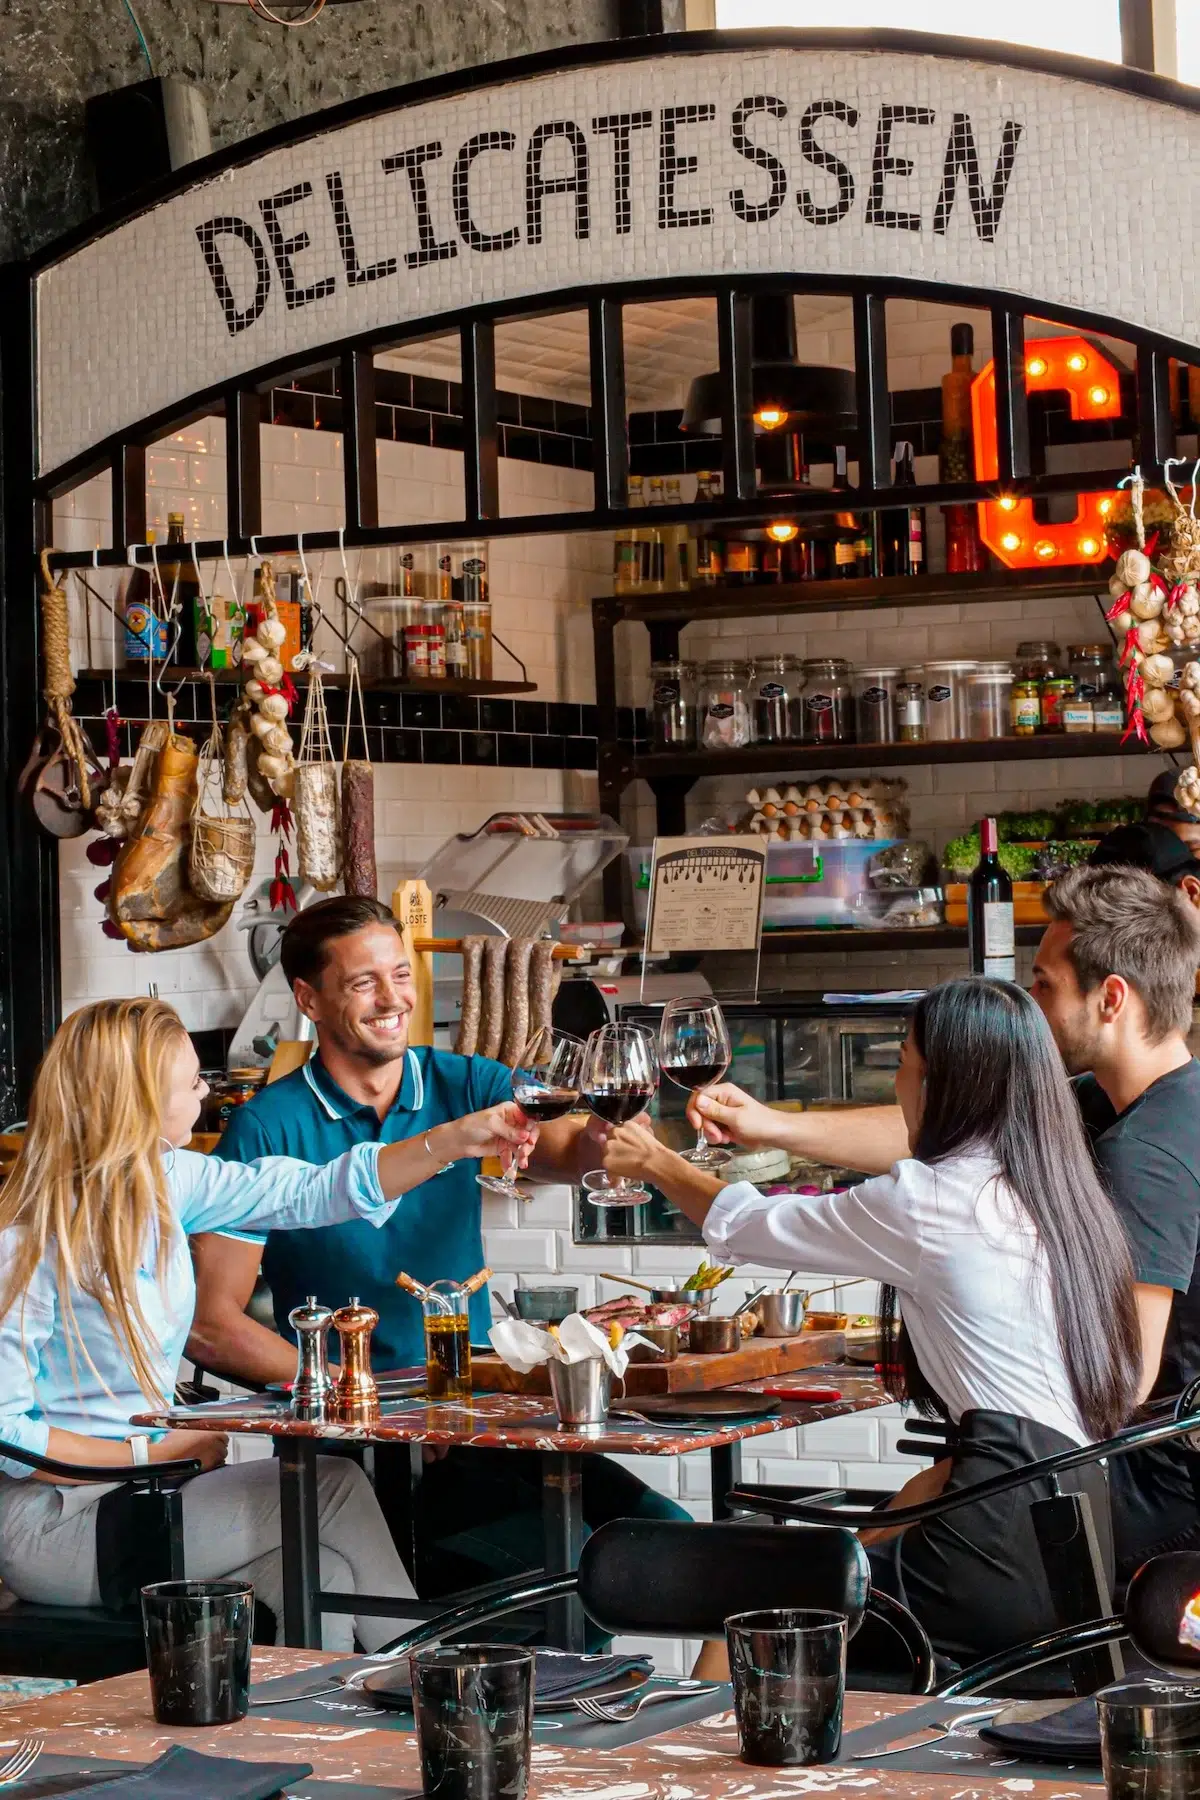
[{"x1": 577, "y1": 1519, "x2": 869, "y2": 1639}]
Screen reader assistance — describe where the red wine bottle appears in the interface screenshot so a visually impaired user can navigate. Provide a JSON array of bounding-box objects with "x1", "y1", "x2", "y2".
[{"x1": 968, "y1": 817, "x2": 1015, "y2": 980}]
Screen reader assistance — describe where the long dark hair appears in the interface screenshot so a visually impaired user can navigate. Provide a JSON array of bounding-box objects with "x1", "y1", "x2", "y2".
[{"x1": 880, "y1": 977, "x2": 1140, "y2": 1440}]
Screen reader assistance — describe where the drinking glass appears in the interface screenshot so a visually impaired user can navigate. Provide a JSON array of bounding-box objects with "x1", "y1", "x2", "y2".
[
  {"x1": 141, "y1": 1580, "x2": 254, "y2": 1726},
  {"x1": 659, "y1": 994, "x2": 733, "y2": 1168},
  {"x1": 580, "y1": 1022, "x2": 658, "y2": 1207},
  {"x1": 411, "y1": 1644, "x2": 535, "y2": 1800},
  {"x1": 1098, "y1": 1681, "x2": 1200, "y2": 1799},
  {"x1": 725, "y1": 1608, "x2": 847, "y2": 1767},
  {"x1": 477, "y1": 1028, "x2": 584, "y2": 1201}
]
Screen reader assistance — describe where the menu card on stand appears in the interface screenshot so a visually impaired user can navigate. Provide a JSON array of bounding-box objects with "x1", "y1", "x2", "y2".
[{"x1": 642, "y1": 836, "x2": 767, "y2": 1002}]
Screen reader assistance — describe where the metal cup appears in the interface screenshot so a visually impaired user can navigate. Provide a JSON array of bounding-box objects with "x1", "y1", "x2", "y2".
[
  {"x1": 757, "y1": 1291, "x2": 807, "y2": 1337},
  {"x1": 549, "y1": 1359, "x2": 612, "y2": 1432}
]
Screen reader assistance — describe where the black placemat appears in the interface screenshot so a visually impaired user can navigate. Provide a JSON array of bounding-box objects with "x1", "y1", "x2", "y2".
[
  {"x1": 5, "y1": 1754, "x2": 417, "y2": 1800},
  {"x1": 248, "y1": 1657, "x2": 728, "y2": 1749},
  {"x1": 838, "y1": 1696, "x2": 1105, "y2": 1782}
]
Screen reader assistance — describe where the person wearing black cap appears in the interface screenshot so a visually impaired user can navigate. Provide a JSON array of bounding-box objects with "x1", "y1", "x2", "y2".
[
  {"x1": 1089, "y1": 819, "x2": 1200, "y2": 908},
  {"x1": 1147, "y1": 771, "x2": 1200, "y2": 856}
]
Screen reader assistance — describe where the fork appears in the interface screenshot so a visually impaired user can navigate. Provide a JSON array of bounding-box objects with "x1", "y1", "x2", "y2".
[
  {"x1": 575, "y1": 1684, "x2": 719, "y2": 1724},
  {"x1": 0, "y1": 1738, "x2": 44, "y2": 1787}
]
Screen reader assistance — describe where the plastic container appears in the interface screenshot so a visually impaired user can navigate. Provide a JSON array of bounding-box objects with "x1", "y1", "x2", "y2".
[
  {"x1": 362, "y1": 594, "x2": 419, "y2": 680},
  {"x1": 965, "y1": 662, "x2": 1014, "y2": 740},
  {"x1": 923, "y1": 660, "x2": 978, "y2": 740},
  {"x1": 854, "y1": 667, "x2": 900, "y2": 745},
  {"x1": 627, "y1": 840, "x2": 899, "y2": 932}
]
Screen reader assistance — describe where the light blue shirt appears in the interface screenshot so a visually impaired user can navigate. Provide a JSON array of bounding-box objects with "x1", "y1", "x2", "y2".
[{"x1": 0, "y1": 1142, "x2": 391, "y2": 1479}]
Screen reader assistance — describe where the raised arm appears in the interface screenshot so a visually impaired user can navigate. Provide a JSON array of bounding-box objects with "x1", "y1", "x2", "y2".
[
  {"x1": 687, "y1": 1084, "x2": 908, "y2": 1176},
  {"x1": 173, "y1": 1103, "x2": 535, "y2": 1238}
]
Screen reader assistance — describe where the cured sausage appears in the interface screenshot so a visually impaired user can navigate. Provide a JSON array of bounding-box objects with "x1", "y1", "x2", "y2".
[
  {"x1": 499, "y1": 937, "x2": 535, "y2": 1067},
  {"x1": 341, "y1": 759, "x2": 377, "y2": 898},
  {"x1": 529, "y1": 939, "x2": 555, "y2": 1042},
  {"x1": 245, "y1": 734, "x2": 276, "y2": 813},
  {"x1": 455, "y1": 935, "x2": 486, "y2": 1057},
  {"x1": 223, "y1": 699, "x2": 251, "y2": 806},
  {"x1": 478, "y1": 936, "x2": 509, "y2": 1061}
]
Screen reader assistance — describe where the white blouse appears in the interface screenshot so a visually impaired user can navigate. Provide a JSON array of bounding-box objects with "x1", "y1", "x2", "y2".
[{"x1": 705, "y1": 1152, "x2": 1088, "y2": 1445}]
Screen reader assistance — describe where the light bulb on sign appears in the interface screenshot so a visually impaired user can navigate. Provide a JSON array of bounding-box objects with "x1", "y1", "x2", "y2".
[
  {"x1": 1026, "y1": 357, "x2": 1048, "y2": 378},
  {"x1": 1078, "y1": 536, "x2": 1100, "y2": 557},
  {"x1": 766, "y1": 521, "x2": 798, "y2": 543},
  {"x1": 1098, "y1": 497, "x2": 1113, "y2": 516},
  {"x1": 1035, "y1": 540, "x2": 1057, "y2": 560},
  {"x1": 1088, "y1": 386, "x2": 1110, "y2": 408},
  {"x1": 1001, "y1": 532, "x2": 1023, "y2": 552},
  {"x1": 998, "y1": 495, "x2": 1018, "y2": 511},
  {"x1": 1067, "y1": 352, "x2": 1088, "y2": 372},
  {"x1": 754, "y1": 406, "x2": 787, "y2": 430}
]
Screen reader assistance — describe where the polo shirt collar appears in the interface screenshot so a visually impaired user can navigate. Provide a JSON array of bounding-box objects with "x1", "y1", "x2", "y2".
[{"x1": 303, "y1": 1046, "x2": 422, "y2": 1121}]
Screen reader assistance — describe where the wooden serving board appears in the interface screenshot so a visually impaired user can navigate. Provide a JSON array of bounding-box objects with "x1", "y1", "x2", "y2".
[{"x1": 469, "y1": 1329, "x2": 845, "y2": 1396}]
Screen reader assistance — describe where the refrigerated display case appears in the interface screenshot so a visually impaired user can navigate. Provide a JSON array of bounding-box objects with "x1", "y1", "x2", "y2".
[{"x1": 564, "y1": 988, "x2": 915, "y2": 1246}]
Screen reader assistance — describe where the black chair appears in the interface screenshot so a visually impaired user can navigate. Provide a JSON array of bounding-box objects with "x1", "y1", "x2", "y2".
[
  {"x1": 371, "y1": 1517, "x2": 938, "y2": 1694},
  {"x1": 0, "y1": 1439, "x2": 200, "y2": 1682},
  {"x1": 725, "y1": 1392, "x2": 1200, "y2": 1695},
  {"x1": 939, "y1": 1548, "x2": 1200, "y2": 1698}
]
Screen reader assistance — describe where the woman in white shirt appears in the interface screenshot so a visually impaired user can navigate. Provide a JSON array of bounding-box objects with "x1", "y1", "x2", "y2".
[
  {"x1": 601, "y1": 977, "x2": 1141, "y2": 1669},
  {"x1": 0, "y1": 997, "x2": 533, "y2": 1648}
]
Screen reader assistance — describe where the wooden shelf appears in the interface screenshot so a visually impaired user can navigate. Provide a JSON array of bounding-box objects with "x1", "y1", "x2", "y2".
[
  {"x1": 628, "y1": 731, "x2": 1145, "y2": 783},
  {"x1": 600, "y1": 567, "x2": 1108, "y2": 625},
  {"x1": 80, "y1": 668, "x2": 536, "y2": 697},
  {"x1": 757, "y1": 923, "x2": 1047, "y2": 953}
]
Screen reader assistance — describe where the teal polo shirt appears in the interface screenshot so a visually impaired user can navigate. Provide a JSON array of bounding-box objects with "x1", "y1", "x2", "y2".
[{"x1": 212, "y1": 1047, "x2": 512, "y2": 1369}]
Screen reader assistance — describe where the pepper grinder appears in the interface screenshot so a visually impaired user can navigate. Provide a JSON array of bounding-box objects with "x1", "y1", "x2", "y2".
[
  {"x1": 331, "y1": 1297, "x2": 380, "y2": 1424},
  {"x1": 288, "y1": 1296, "x2": 333, "y2": 1422}
]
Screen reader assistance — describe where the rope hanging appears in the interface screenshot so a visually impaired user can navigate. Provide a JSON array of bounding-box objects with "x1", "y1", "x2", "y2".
[{"x1": 38, "y1": 549, "x2": 91, "y2": 811}]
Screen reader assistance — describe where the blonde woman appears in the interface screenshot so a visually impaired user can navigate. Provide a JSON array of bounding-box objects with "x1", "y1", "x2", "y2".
[{"x1": 0, "y1": 998, "x2": 533, "y2": 1649}]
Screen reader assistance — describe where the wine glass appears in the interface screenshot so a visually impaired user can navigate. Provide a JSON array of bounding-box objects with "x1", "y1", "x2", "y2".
[
  {"x1": 658, "y1": 995, "x2": 733, "y2": 1169},
  {"x1": 477, "y1": 1028, "x2": 584, "y2": 1200},
  {"x1": 580, "y1": 1022, "x2": 658, "y2": 1208}
]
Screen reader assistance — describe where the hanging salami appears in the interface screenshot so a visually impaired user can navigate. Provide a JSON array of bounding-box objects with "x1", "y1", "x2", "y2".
[
  {"x1": 499, "y1": 937, "x2": 536, "y2": 1067},
  {"x1": 293, "y1": 652, "x2": 341, "y2": 892},
  {"x1": 455, "y1": 935, "x2": 486, "y2": 1056},
  {"x1": 478, "y1": 937, "x2": 509, "y2": 1061},
  {"x1": 341, "y1": 657, "x2": 377, "y2": 898}
]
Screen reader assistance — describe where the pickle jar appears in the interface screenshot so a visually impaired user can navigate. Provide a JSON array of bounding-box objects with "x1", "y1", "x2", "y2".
[
  {"x1": 751, "y1": 654, "x2": 802, "y2": 743},
  {"x1": 648, "y1": 658, "x2": 698, "y2": 750},
  {"x1": 699, "y1": 660, "x2": 753, "y2": 749},
  {"x1": 1011, "y1": 677, "x2": 1041, "y2": 736},
  {"x1": 798, "y1": 657, "x2": 853, "y2": 744}
]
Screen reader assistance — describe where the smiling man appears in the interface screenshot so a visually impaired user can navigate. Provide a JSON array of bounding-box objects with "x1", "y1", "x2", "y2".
[{"x1": 187, "y1": 895, "x2": 684, "y2": 1614}]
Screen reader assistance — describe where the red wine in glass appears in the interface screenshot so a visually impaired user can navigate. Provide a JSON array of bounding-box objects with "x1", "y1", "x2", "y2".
[
  {"x1": 478, "y1": 1027, "x2": 583, "y2": 1200},
  {"x1": 659, "y1": 996, "x2": 733, "y2": 1167},
  {"x1": 581, "y1": 1024, "x2": 657, "y2": 1206}
]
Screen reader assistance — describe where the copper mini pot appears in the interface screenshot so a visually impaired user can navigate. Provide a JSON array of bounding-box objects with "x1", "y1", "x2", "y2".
[
  {"x1": 688, "y1": 1316, "x2": 738, "y2": 1355},
  {"x1": 627, "y1": 1325, "x2": 680, "y2": 1363}
]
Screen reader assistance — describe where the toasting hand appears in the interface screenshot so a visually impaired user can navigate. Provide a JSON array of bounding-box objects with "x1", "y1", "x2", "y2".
[
  {"x1": 686, "y1": 1082, "x2": 779, "y2": 1150},
  {"x1": 600, "y1": 1115, "x2": 661, "y2": 1181},
  {"x1": 431, "y1": 1102, "x2": 539, "y2": 1168}
]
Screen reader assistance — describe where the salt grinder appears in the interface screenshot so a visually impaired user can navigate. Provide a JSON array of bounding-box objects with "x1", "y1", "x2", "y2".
[
  {"x1": 332, "y1": 1297, "x2": 380, "y2": 1424},
  {"x1": 288, "y1": 1296, "x2": 333, "y2": 1421}
]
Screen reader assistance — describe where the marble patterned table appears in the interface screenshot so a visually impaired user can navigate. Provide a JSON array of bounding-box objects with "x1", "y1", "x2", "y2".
[
  {"x1": 0, "y1": 1648, "x2": 1100, "y2": 1799},
  {"x1": 134, "y1": 1373, "x2": 888, "y2": 1652}
]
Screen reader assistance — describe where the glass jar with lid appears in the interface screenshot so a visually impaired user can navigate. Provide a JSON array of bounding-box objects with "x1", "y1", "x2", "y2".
[
  {"x1": 923, "y1": 660, "x2": 978, "y2": 740},
  {"x1": 854, "y1": 667, "x2": 900, "y2": 745},
  {"x1": 896, "y1": 669, "x2": 927, "y2": 742},
  {"x1": 1016, "y1": 639, "x2": 1063, "y2": 683},
  {"x1": 1072, "y1": 643, "x2": 1126, "y2": 733},
  {"x1": 751, "y1": 654, "x2": 802, "y2": 743},
  {"x1": 965, "y1": 661, "x2": 1015, "y2": 740},
  {"x1": 648, "y1": 658, "x2": 698, "y2": 750},
  {"x1": 798, "y1": 657, "x2": 853, "y2": 744},
  {"x1": 699, "y1": 659, "x2": 753, "y2": 749}
]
